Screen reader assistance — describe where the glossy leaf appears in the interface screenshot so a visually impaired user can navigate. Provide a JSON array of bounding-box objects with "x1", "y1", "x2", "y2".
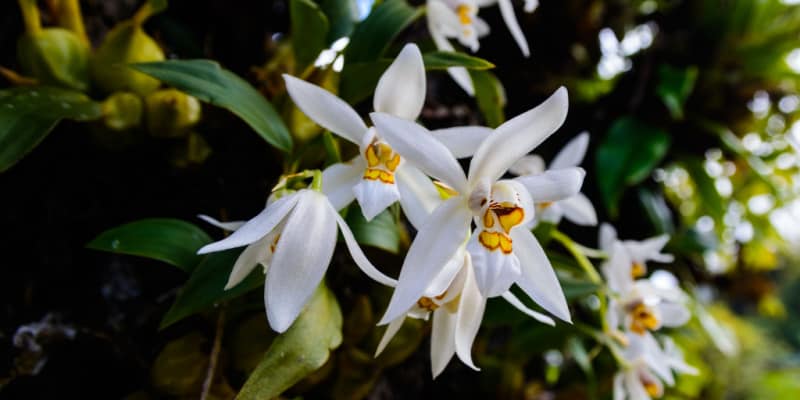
[
  {"x1": 0, "y1": 86, "x2": 102, "y2": 172},
  {"x1": 131, "y1": 60, "x2": 293, "y2": 152},
  {"x1": 160, "y1": 249, "x2": 263, "y2": 328},
  {"x1": 291, "y1": 0, "x2": 330, "y2": 67},
  {"x1": 87, "y1": 218, "x2": 211, "y2": 272},
  {"x1": 595, "y1": 117, "x2": 670, "y2": 217},
  {"x1": 422, "y1": 51, "x2": 495, "y2": 70},
  {"x1": 345, "y1": 205, "x2": 401, "y2": 254},
  {"x1": 470, "y1": 69, "x2": 506, "y2": 128},
  {"x1": 343, "y1": 0, "x2": 422, "y2": 64},
  {"x1": 237, "y1": 283, "x2": 343, "y2": 399},
  {"x1": 656, "y1": 65, "x2": 698, "y2": 120},
  {"x1": 319, "y1": 0, "x2": 359, "y2": 43}
]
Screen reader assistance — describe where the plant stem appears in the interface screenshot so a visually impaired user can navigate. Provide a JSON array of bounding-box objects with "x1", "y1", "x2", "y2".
[
  {"x1": 551, "y1": 229, "x2": 603, "y2": 284},
  {"x1": 18, "y1": 0, "x2": 42, "y2": 35},
  {"x1": 200, "y1": 307, "x2": 226, "y2": 400},
  {"x1": 58, "y1": 0, "x2": 88, "y2": 45}
]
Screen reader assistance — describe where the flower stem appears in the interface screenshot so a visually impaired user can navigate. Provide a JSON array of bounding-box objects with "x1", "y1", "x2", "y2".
[
  {"x1": 18, "y1": 0, "x2": 42, "y2": 35},
  {"x1": 551, "y1": 229, "x2": 602, "y2": 284}
]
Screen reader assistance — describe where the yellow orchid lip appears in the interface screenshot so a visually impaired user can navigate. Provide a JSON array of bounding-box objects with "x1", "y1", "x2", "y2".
[
  {"x1": 363, "y1": 141, "x2": 401, "y2": 184},
  {"x1": 626, "y1": 301, "x2": 659, "y2": 335},
  {"x1": 456, "y1": 4, "x2": 473, "y2": 25}
]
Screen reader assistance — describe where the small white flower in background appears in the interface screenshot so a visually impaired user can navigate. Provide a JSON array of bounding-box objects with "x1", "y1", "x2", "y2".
[
  {"x1": 509, "y1": 132, "x2": 598, "y2": 226},
  {"x1": 613, "y1": 332, "x2": 698, "y2": 400},
  {"x1": 198, "y1": 187, "x2": 396, "y2": 333},
  {"x1": 600, "y1": 223, "x2": 674, "y2": 291},
  {"x1": 284, "y1": 43, "x2": 492, "y2": 228},
  {"x1": 605, "y1": 270, "x2": 691, "y2": 337},
  {"x1": 370, "y1": 87, "x2": 583, "y2": 331},
  {"x1": 427, "y1": 0, "x2": 537, "y2": 94}
]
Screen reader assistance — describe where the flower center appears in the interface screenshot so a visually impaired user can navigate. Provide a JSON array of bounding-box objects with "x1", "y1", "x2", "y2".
[
  {"x1": 626, "y1": 301, "x2": 659, "y2": 335},
  {"x1": 456, "y1": 4, "x2": 472, "y2": 25},
  {"x1": 417, "y1": 292, "x2": 448, "y2": 312},
  {"x1": 639, "y1": 373, "x2": 662, "y2": 397},
  {"x1": 478, "y1": 202, "x2": 525, "y2": 254},
  {"x1": 363, "y1": 141, "x2": 401, "y2": 184},
  {"x1": 631, "y1": 262, "x2": 646, "y2": 279}
]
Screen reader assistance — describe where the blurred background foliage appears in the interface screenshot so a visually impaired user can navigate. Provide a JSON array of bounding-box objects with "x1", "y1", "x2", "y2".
[{"x1": 2, "y1": 0, "x2": 800, "y2": 399}]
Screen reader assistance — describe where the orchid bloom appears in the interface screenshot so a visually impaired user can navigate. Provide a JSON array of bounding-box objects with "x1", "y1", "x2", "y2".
[
  {"x1": 600, "y1": 223, "x2": 674, "y2": 286},
  {"x1": 509, "y1": 132, "x2": 598, "y2": 226},
  {"x1": 613, "y1": 332, "x2": 697, "y2": 400},
  {"x1": 427, "y1": 0, "x2": 536, "y2": 94},
  {"x1": 197, "y1": 187, "x2": 396, "y2": 333},
  {"x1": 370, "y1": 87, "x2": 583, "y2": 327},
  {"x1": 284, "y1": 43, "x2": 491, "y2": 227}
]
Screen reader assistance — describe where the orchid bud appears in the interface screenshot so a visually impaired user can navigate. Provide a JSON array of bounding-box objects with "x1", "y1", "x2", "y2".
[
  {"x1": 101, "y1": 92, "x2": 143, "y2": 132},
  {"x1": 90, "y1": 21, "x2": 165, "y2": 96},
  {"x1": 144, "y1": 89, "x2": 202, "y2": 138},
  {"x1": 17, "y1": 28, "x2": 90, "y2": 91}
]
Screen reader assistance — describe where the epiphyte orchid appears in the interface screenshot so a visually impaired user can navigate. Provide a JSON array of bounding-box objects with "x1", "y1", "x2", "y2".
[
  {"x1": 605, "y1": 270, "x2": 691, "y2": 337},
  {"x1": 370, "y1": 87, "x2": 584, "y2": 326},
  {"x1": 509, "y1": 132, "x2": 598, "y2": 226},
  {"x1": 600, "y1": 223, "x2": 674, "y2": 291},
  {"x1": 613, "y1": 332, "x2": 697, "y2": 400},
  {"x1": 197, "y1": 174, "x2": 396, "y2": 333},
  {"x1": 284, "y1": 43, "x2": 492, "y2": 228}
]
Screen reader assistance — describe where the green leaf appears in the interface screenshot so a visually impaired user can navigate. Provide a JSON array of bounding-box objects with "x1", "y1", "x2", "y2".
[
  {"x1": 470, "y1": 69, "x2": 506, "y2": 128},
  {"x1": 87, "y1": 218, "x2": 211, "y2": 272},
  {"x1": 319, "y1": 0, "x2": 358, "y2": 43},
  {"x1": 238, "y1": 283, "x2": 343, "y2": 399},
  {"x1": 291, "y1": 0, "x2": 330, "y2": 67},
  {"x1": 656, "y1": 65, "x2": 698, "y2": 120},
  {"x1": 345, "y1": 205, "x2": 400, "y2": 254},
  {"x1": 131, "y1": 60, "x2": 293, "y2": 152},
  {"x1": 595, "y1": 117, "x2": 670, "y2": 217},
  {"x1": 684, "y1": 157, "x2": 725, "y2": 222},
  {"x1": 160, "y1": 249, "x2": 263, "y2": 328},
  {"x1": 343, "y1": 0, "x2": 422, "y2": 64},
  {"x1": 422, "y1": 51, "x2": 495, "y2": 70},
  {"x1": 0, "y1": 86, "x2": 102, "y2": 172}
]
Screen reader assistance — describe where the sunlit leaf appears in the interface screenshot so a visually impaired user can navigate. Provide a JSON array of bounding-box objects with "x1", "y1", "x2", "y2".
[
  {"x1": 470, "y1": 69, "x2": 506, "y2": 128},
  {"x1": 291, "y1": 0, "x2": 330, "y2": 67},
  {"x1": 87, "y1": 218, "x2": 211, "y2": 272},
  {"x1": 0, "y1": 86, "x2": 102, "y2": 172},
  {"x1": 237, "y1": 283, "x2": 343, "y2": 399},
  {"x1": 131, "y1": 60, "x2": 293, "y2": 152}
]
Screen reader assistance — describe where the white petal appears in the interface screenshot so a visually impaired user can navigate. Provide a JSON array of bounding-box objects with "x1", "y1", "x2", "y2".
[
  {"x1": 511, "y1": 229, "x2": 571, "y2": 322},
  {"x1": 559, "y1": 193, "x2": 598, "y2": 226},
  {"x1": 603, "y1": 242, "x2": 634, "y2": 294},
  {"x1": 467, "y1": 233, "x2": 521, "y2": 297},
  {"x1": 198, "y1": 193, "x2": 301, "y2": 254},
  {"x1": 658, "y1": 302, "x2": 691, "y2": 327},
  {"x1": 454, "y1": 261, "x2": 485, "y2": 371},
  {"x1": 501, "y1": 291, "x2": 555, "y2": 325},
  {"x1": 352, "y1": 178, "x2": 401, "y2": 221},
  {"x1": 513, "y1": 167, "x2": 586, "y2": 203},
  {"x1": 322, "y1": 158, "x2": 364, "y2": 211},
  {"x1": 265, "y1": 191, "x2": 338, "y2": 332},
  {"x1": 447, "y1": 67, "x2": 475, "y2": 96},
  {"x1": 508, "y1": 154, "x2": 546, "y2": 176},
  {"x1": 550, "y1": 132, "x2": 590, "y2": 169},
  {"x1": 468, "y1": 87, "x2": 569, "y2": 187},
  {"x1": 599, "y1": 223, "x2": 618, "y2": 253},
  {"x1": 625, "y1": 369, "x2": 654, "y2": 400},
  {"x1": 333, "y1": 205, "x2": 397, "y2": 286},
  {"x1": 612, "y1": 372, "x2": 626, "y2": 400},
  {"x1": 198, "y1": 215, "x2": 246, "y2": 231},
  {"x1": 371, "y1": 112, "x2": 469, "y2": 192},
  {"x1": 430, "y1": 308, "x2": 457, "y2": 378},
  {"x1": 497, "y1": 0, "x2": 530, "y2": 57},
  {"x1": 474, "y1": 16, "x2": 490, "y2": 36},
  {"x1": 225, "y1": 234, "x2": 273, "y2": 289},
  {"x1": 426, "y1": 5, "x2": 476, "y2": 96},
  {"x1": 378, "y1": 196, "x2": 472, "y2": 324},
  {"x1": 375, "y1": 315, "x2": 406, "y2": 356},
  {"x1": 374, "y1": 43, "x2": 426, "y2": 120},
  {"x1": 396, "y1": 164, "x2": 442, "y2": 230},
  {"x1": 424, "y1": 250, "x2": 466, "y2": 298},
  {"x1": 638, "y1": 332, "x2": 674, "y2": 385},
  {"x1": 524, "y1": 0, "x2": 539, "y2": 13},
  {"x1": 626, "y1": 235, "x2": 674, "y2": 263},
  {"x1": 283, "y1": 74, "x2": 367, "y2": 145},
  {"x1": 431, "y1": 126, "x2": 494, "y2": 158}
]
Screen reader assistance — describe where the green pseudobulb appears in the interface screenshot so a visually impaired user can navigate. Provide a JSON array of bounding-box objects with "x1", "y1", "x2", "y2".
[
  {"x1": 91, "y1": 21, "x2": 165, "y2": 96},
  {"x1": 17, "y1": 28, "x2": 90, "y2": 91}
]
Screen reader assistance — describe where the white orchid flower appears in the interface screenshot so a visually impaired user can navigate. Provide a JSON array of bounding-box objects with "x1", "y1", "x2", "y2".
[
  {"x1": 600, "y1": 223, "x2": 674, "y2": 291},
  {"x1": 509, "y1": 132, "x2": 598, "y2": 226},
  {"x1": 197, "y1": 188, "x2": 396, "y2": 333},
  {"x1": 605, "y1": 275, "x2": 691, "y2": 337},
  {"x1": 370, "y1": 87, "x2": 583, "y2": 326},
  {"x1": 375, "y1": 249, "x2": 554, "y2": 377},
  {"x1": 613, "y1": 332, "x2": 697, "y2": 400},
  {"x1": 284, "y1": 43, "x2": 491, "y2": 227}
]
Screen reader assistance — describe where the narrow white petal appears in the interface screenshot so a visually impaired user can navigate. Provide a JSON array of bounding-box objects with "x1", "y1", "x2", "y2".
[
  {"x1": 353, "y1": 178, "x2": 401, "y2": 221},
  {"x1": 468, "y1": 87, "x2": 569, "y2": 187},
  {"x1": 283, "y1": 74, "x2": 367, "y2": 145},
  {"x1": 501, "y1": 291, "x2": 555, "y2": 325},
  {"x1": 431, "y1": 308, "x2": 457, "y2": 378},
  {"x1": 396, "y1": 164, "x2": 442, "y2": 230},
  {"x1": 266, "y1": 192, "x2": 337, "y2": 332},
  {"x1": 198, "y1": 193, "x2": 301, "y2": 254},
  {"x1": 513, "y1": 167, "x2": 586, "y2": 203},
  {"x1": 508, "y1": 154, "x2": 546, "y2": 176},
  {"x1": 426, "y1": 6, "x2": 476, "y2": 96},
  {"x1": 599, "y1": 223, "x2": 618, "y2": 253},
  {"x1": 603, "y1": 242, "x2": 634, "y2": 294},
  {"x1": 497, "y1": 0, "x2": 530, "y2": 57},
  {"x1": 524, "y1": 0, "x2": 539, "y2": 13},
  {"x1": 638, "y1": 332, "x2": 674, "y2": 385},
  {"x1": 375, "y1": 315, "x2": 406, "y2": 356},
  {"x1": 658, "y1": 302, "x2": 691, "y2": 327},
  {"x1": 225, "y1": 235, "x2": 272, "y2": 290},
  {"x1": 627, "y1": 235, "x2": 673, "y2": 263},
  {"x1": 371, "y1": 112, "x2": 468, "y2": 192},
  {"x1": 198, "y1": 215, "x2": 246, "y2": 231},
  {"x1": 559, "y1": 193, "x2": 598, "y2": 226},
  {"x1": 378, "y1": 196, "x2": 472, "y2": 324},
  {"x1": 613, "y1": 372, "x2": 626, "y2": 400},
  {"x1": 447, "y1": 67, "x2": 475, "y2": 96},
  {"x1": 333, "y1": 206, "x2": 397, "y2": 287},
  {"x1": 625, "y1": 369, "x2": 653, "y2": 400},
  {"x1": 374, "y1": 43, "x2": 426, "y2": 120},
  {"x1": 424, "y1": 250, "x2": 466, "y2": 298},
  {"x1": 431, "y1": 126, "x2": 494, "y2": 158},
  {"x1": 322, "y1": 158, "x2": 364, "y2": 211},
  {"x1": 511, "y1": 229, "x2": 571, "y2": 322},
  {"x1": 454, "y1": 262, "x2": 485, "y2": 371},
  {"x1": 551, "y1": 132, "x2": 590, "y2": 169}
]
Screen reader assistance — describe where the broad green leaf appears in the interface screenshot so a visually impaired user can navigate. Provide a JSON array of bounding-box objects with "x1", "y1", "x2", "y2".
[
  {"x1": 238, "y1": 283, "x2": 343, "y2": 399},
  {"x1": 684, "y1": 157, "x2": 725, "y2": 222},
  {"x1": 160, "y1": 249, "x2": 263, "y2": 328},
  {"x1": 343, "y1": 0, "x2": 422, "y2": 64},
  {"x1": 422, "y1": 51, "x2": 495, "y2": 70},
  {"x1": 470, "y1": 69, "x2": 506, "y2": 128},
  {"x1": 595, "y1": 117, "x2": 670, "y2": 217},
  {"x1": 345, "y1": 205, "x2": 400, "y2": 254},
  {"x1": 656, "y1": 65, "x2": 698, "y2": 120},
  {"x1": 87, "y1": 218, "x2": 211, "y2": 272},
  {"x1": 291, "y1": 0, "x2": 330, "y2": 67},
  {"x1": 319, "y1": 0, "x2": 358, "y2": 43},
  {"x1": 131, "y1": 60, "x2": 293, "y2": 152},
  {"x1": 0, "y1": 86, "x2": 102, "y2": 172}
]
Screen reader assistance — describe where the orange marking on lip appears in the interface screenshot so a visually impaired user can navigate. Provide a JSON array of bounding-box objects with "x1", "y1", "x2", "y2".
[
  {"x1": 627, "y1": 302, "x2": 659, "y2": 335},
  {"x1": 478, "y1": 230, "x2": 513, "y2": 254},
  {"x1": 495, "y1": 207, "x2": 524, "y2": 233},
  {"x1": 631, "y1": 262, "x2": 646, "y2": 278},
  {"x1": 456, "y1": 4, "x2": 472, "y2": 25}
]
